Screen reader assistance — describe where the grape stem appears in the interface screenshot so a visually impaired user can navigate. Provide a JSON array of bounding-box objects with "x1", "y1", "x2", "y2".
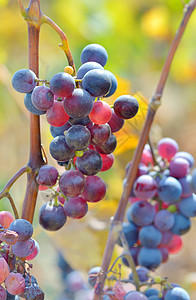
[
  {"x1": 93, "y1": 1, "x2": 196, "y2": 298},
  {"x1": 5, "y1": 193, "x2": 20, "y2": 220}
]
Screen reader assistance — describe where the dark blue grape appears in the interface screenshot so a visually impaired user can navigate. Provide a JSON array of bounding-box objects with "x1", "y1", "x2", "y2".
[
  {"x1": 144, "y1": 289, "x2": 159, "y2": 297},
  {"x1": 76, "y1": 149, "x2": 102, "y2": 175},
  {"x1": 9, "y1": 219, "x2": 33, "y2": 242},
  {"x1": 12, "y1": 69, "x2": 37, "y2": 93},
  {"x1": 82, "y1": 69, "x2": 111, "y2": 97},
  {"x1": 139, "y1": 225, "x2": 162, "y2": 247},
  {"x1": 158, "y1": 176, "x2": 182, "y2": 203},
  {"x1": 65, "y1": 125, "x2": 91, "y2": 151},
  {"x1": 24, "y1": 92, "x2": 46, "y2": 115},
  {"x1": 50, "y1": 123, "x2": 71, "y2": 138},
  {"x1": 68, "y1": 116, "x2": 91, "y2": 126},
  {"x1": 81, "y1": 44, "x2": 108, "y2": 67},
  {"x1": 138, "y1": 247, "x2": 162, "y2": 269},
  {"x1": 77, "y1": 62, "x2": 104, "y2": 79},
  {"x1": 164, "y1": 287, "x2": 190, "y2": 300},
  {"x1": 170, "y1": 212, "x2": 191, "y2": 235},
  {"x1": 39, "y1": 203, "x2": 67, "y2": 231},
  {"x1": 126, "y1": 201, "x2": 156, "y2": 227},
  {"x1": 129, "y1": 266, "x2": 150, "y2": 282},
  {"x1": 104, "y1": 71, "x2": 118, "y2": 97},
  {"x1": 114, "y1": 95, "x2": 139, "y2": 119},
  {"x1": 118, "y1": 222, "x2": 138, "y2": 248},
  {"x1": 49, "y1": 72, "x2": 75, "y2": 98},
  {"x1": 178, "y1": 194, "x2": 196, "y2": 217},
  {"x1": 95, "y1": 133, "x2": 117, "y2": 154},
  {"x1": 49, "y1": 135, "x2": 75, "y2": 161}
]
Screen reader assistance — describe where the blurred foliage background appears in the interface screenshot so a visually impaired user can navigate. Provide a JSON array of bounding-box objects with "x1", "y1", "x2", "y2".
[{"x1": 0, "y1": 0, "x2": 196, "y2": 299}]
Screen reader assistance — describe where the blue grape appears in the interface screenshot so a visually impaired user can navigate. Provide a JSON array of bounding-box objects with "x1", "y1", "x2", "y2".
[
  {"x1": 76, "y1": 149, "x2": 102, "y2": 175},
  {"x1": 139, "y1": 225, "x2": 162, "y2": 247},
  {"x1": 178, "y1": 194, "x2": 196, "y2": 217},
  {"x1": 174, "y1": 151, "x2": 194, "y2": 168},
  {"x1": 138, "y1": 247, "x2": 162, "y2": 269},
  {"x1": 148, "y1": 296, "x2": 163, "y2": 300},
  {"x1": 50, "y1": 123, "x2": 71, "y2": 138},
  {"x1": 122, "y1": 247, "x2": 139, "y2": 267},
  {"x1": 178, "y1": 175, "x2": 192, "y2": 198},
  {"x1": 158, "y1": 176, "x2": 182, "y2": 203},
  {"x1": 77, "y1": 62, "x2": 104, "y2": 79},
  {"x1": 164, "y1": 287, "x2": 190, "y2": 300},
  {"x1": 191, "y1": 168, "x2": 196, "y2": 193},
  {"x1": 81, "y1": 44, "x2": 108, "y2": 67},
  {"x1": 104, "y1": 71, "x2": 118, "y2": 97},
  {"x1": 39, "y1": 202, "x2": 67, "y2": 231},
  {"x1": 82, "y1": 69, "x2": 111, "y2": 97},
  {"x1": 119, "y1": 222, "x2": 138, "y2": 248},
  {"x1": 49, "y1": 72, "x2": 75, "y2": 98},
  {"x1": 126, "y1": 201, "x2": 156, "y2": 227},
  {"x1": 65, "y1": 125, "x2": 91, "y2": 151},
  {"x1": 129, "y1": 266, "x2": 150, "y2": 282},
  {"x1": 124, "y1": 291, "x2": 148, "y2": 299},
  {"x1": 12, "y1": 69, "x2": 37, "y2": 93},
  {"x1": 24, "y1": 92, "x2": 46, "y2": 115},
  {"x1": 170, "y1": 212, "x2": 191, "y2": 235},
  {"x1": 9, "y1": 219, "x2": 33, "y2": 242},
  {"x1": 144, "y1": 289, "x2": 159, "y2": 297},
  {"x1": 154, "y1": 210, "x2": 175, "y2": 232},
  {"x1": 49, "y1": 135, "x2": 75, "y2": 161}
]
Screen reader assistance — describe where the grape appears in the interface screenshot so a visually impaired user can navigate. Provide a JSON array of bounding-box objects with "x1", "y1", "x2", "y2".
[
  {"x1": 5, "y1": 272, "x2": 25, "y2": 295},
  {"x1": 124, "y1": 291, "x2": 148, "y2": 300},
  {"x1": 82, "y1": 69, "x2": 111, "y2": 97},
  {"x1": 9, "y1": 219, "x2": 33, "y2": 242},
  {"x1": 133, "y1": 175, "x2": 157, "y2": 200},
  {"x1": 31, "y1": 85, "x2": 54, "y2": 110},
  {"x1": 166, "y1": 234, "x2": 183, "y2": 254},
  {"x1": 26, "y1": 239, "x2": 39, "y2": 260},
  {"x1": 39, "y1": 203, "x2": 67, "y2": 231},
  {"x1": 24, "y1": 92, "x2": 46, "y2": 115},
  {"x1": 0, "y1": 285, "x2": 7, "y2": 300},
  {"x1": 157, "y1": 137, "x2": 179, "y2": 161},
  {"x1": 159, "y1": 246, "x2": 169, "y2": 263},
  {"x1": 104, "y1": 71, "x2": 118, "y2": 97},
  {"x1": 20, "y1": 284, "x2": 44, "y2": 300},
  {"x1": 139, "y1": 225, "x2": 162, "y2": 247},
  {"x1": 12, "y1": 239, "x2": 35, "y2": 258},
  {"x1": 169, "y1": 157, "x2": 190, "y2": 179},
  {"x1": 164, "y1": 287, "x2": 190, "y2": 300},
  {"x1": 49, "y1": 72, "x2": 75, "y2": 98},
  {"x1": 0, "y1": 211, "x2": 14, "y2": 229},
  {"x1": 76, "y1": 149, "x2": 102, "y2": 176},
  {"x1": 157, "y1": 176, "x2": 182, "y2": 203},
  {"x1": 118, "y1": 222, "x2": 138, "y2": 248},
  {"x1": 113, "y1": 95, "x2": 139, "y2": 119},
  {"x1": 87, "y1": 122, "x2": 111, "y2": 145},
  {"x1": 159, "y1": 231, "x2": 173, "y2": 246},
  {"x1": 89, "y1": 100, "x2": 112, "y2": 125},
  {"x1": 140, "y1": 147, "x2": 154, "y2": 165},
  {"x1": 65, "y1": 125, "x2": 91, "y2": 151},
  {"x1": 88, "y1": 266, "x2": 101, "y2": 287},
  {"x1": 100, "y1": 153, "x2": 114, "y2": 172},
  {"x1": 36, "y1": 165, "x2": 59, "y2": 186},
  {"x1": 63, "y1": 88, "x2": 94, "y2": 119},
  {"x1": 46, "y1": 100, "x2": 69, "y2": 127},
  {"x1": 122, "y1": 246, "x2": 139, "y2": 267},
  {"x1": 126, "y1": 201, "x2": 156, "y2": 227},
  {"x1": 144, "y1": 289, "x2": 159, "y2": 297},
  {"x1": 178, "y1": 194, "x2": 196, "y2": 217},
  {"x1": 77, "y1": 61, "x2": 104, "y2": 79},
  {"x1": 126, "y1": 162, "x2": 149, "y2": 177},
  {"x1": 148, "y1": 296, "x2": 162, "y2": 300},
  {"x1": 95, "y1": 134, "x2": 117, "y2": 155},
  {"x1": 154, "y1": 210, "x2": 175, "y2": 232},
  {"x1": 129, "y1": 266, "x2": 150, "y2": 283},
  {"x1": 68, "y1": 116, "x2": 91, "y2": 126},
  {"x1": 50, "y1": 123, "x2": 71, "y2": 138},
  {"x1": 49, "y1": 135, "x2": 75, "y2": 161},
  {"x1": 178, "y1": 175, "x2": 192, "y2": 198},
  {"x1": 63, "y1": 197, "x2": 88, "y2": 219},
  {"x1": 170, "y1": 212, "x2": 191, "y2": 235},
  {"x1": 0, "y1": 257, "x2": 10, "y2": 284},
  {"x1": 108, "y1": 108, "x2": 124, "y2": 132},
  {"x1": 80, "y1": 44, "x2": 108, "y2": 67},
  {"x1": 138, "y1": 247, "x2": 162, "y2": 269},
  {"x1": 59, "y1": 170, "x2": 86, "y2": 197},
  {"x1": 174, "y1": 151, "x2": 195, "y2": 168},
  {"x1": 12, "y1": 69, "x2": 36, "y2": 93},
  {"x1": 81, "y1": 175, "x2": 106, "y2": 203}
]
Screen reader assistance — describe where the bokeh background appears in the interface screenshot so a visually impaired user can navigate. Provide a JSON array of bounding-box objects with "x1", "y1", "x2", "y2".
[{"x1": 1, "y1": 0, "x2": 196, "y2": 299}]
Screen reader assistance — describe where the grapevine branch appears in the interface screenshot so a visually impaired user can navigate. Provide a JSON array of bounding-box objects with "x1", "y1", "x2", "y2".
[{"x1": 93, "y1": 0, "x2": 196, "y2": 298}]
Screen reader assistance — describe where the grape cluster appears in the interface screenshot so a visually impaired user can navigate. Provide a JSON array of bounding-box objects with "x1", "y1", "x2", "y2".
[
  {"x1": 120, "y1": 137, "x2": 196, "y2": 272},
  {"x1": 0, "y1": 211, "x2": 43, "y2": 299},
  {"x1": 12, "y1": 43, "x2": 139, "y2": 231}
]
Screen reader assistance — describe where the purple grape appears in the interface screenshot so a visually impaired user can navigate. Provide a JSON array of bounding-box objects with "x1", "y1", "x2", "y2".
[
  {"x1": 124, "y1": 291, "x2": 148, "y2": 300},
  {"x1": 36, "y1": 165, "x2": 59, "y2": 186},
  {"x1": 129, "y1": 266, "x2": 150, "y2": 282},
  {"x1": 154, "y1": 210, "x2": 175, "y2": 232},
  {"x1": 164, "y1": 287, "x2": 190, "y2": 300},
  {"x1": 87, "y1": 122, "x2": 111, "y2": 145},
  {"x1": 63, "y1": 197, "x2": 88, "y2": 219},
  {"x1": 76, "y1": 149, "x2": 102, "y2": 175},
  {"x1": 104, "y1": 71, "x2": 118, "y2": 97},
  {"x1": 169, "y1": 157, "x2": 190, "y2": 179},
  {"x1": 24, "y1": 92, "x2": 46, "y2": 115},
  {"x1": 81, "y1": 44, "x2": 108, "y2": 67},
  {"x1": 160, "y1": 231, "x2": 173, "y2": 245},
  {"x1": 63, "y1": 88, "x2": 94, "y2": 119},
  {"x1": 49, "y1": 135, "x2": 75, "y2": 161},
  {"x1": 59, "y1": 170, "x2": 86, "y2": 197},
  {"x1": 158, "y1": 176, "x2": 182, "y2": 203},
  {"x1": 68, "y1": 116, "x2": 91, "y2": 126},
  {"x1": 133, "y1": 175, "x2": 157, "y2": 200},
  {"x1": 82, "y1": 69, "x2": 111, "y2": 97},
  {"x1": 49, "y1": 72, "x2": 75, "y2": 98},
  {"x1": 81, "y1": 175, "x2": 106, "y2": 202},
  {"x1": 178, "y1": 194, "x2": 196, "y2": 217},
  {"x1": 50, "y1": 123, "x2": 71, "y2": 138},
  {"x1": 77, "y1": 62, "x2": 104, "y2": 79},
  {"x1": 12, "y1": 69, "x2": 37, "y2": 93},
  {"x1": 126, "y1": 201, "x2": 156, "y2": 227},
  {"x1": 178, "y1": 175, "x2": 193, "y2": 198},
  {"x1": 12, "y1": 239, "x2": 35, "y2": 258},
  {"x1": 157, "y1": 137, "x2": 179, "y2": 162},
  {"x1": 138, "y1": 247, "x2": 162, "y2": 269},
  {"x1": 174, "y1": 151, "x2": 195, "y2": 168},
  {"x1": 139, "y1": 225, "x2": 162, "y2": 247},
  {"x1": 95, "y1": 134, "x2": 117, "y2": 155},
  {"x1": 39, "y1": 203, "x2": 67, "y2": 231},
  {"x1": 9, "y1": 219, "x2": 33, "y2": 242},
  {"x1": 114, "y1": 95, "x2": 139, "y2": 119},
  {"x1": 170, "y1": 212, "x2": 191, "y2": 235},
  {"x1": 65, "y1": 125, "x2": 91, "y2": 151},
  {"x1": 108, "y1": 108, "x2": 125, "y2": 132},
  {"x1": 31, "y1": 85, "x2": 54, "y2": 110},
  {"x1": 159, "y1": 246, "x2": 169, "y2": 263}
]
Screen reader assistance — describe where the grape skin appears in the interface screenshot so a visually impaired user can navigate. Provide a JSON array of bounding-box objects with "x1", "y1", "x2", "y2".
[
  {"x1": 76, "y1": 149, "x2": 102, "y2": 176},
  {"x1": 65, "y1": 125, "x2": 91, "y2": 151},
  {"x1": 95, "y1": 134, "x2": 117, "y2": 155},
  {"x1": 49, "y1": 135, "x2": 75, "y2": 161},
  {"x1": 59, "y1": 170, "x2": 86, "y2": 198},
  {"x1": 82, "y1": 69, "x2": 111, "y2": 97},
  {"x1": 9, "y1": 219, "x2": 33, "y2": 242},
  {"x1": 12, "y1": 69, "x2": 36, "y2": 93},
  {"x1": 77, "y1": 61, "x2": 104, "y2": 79},
  {"x1": 49, "y1": 72, "x2": 75, "y2": 98},
  {"x1": 36, "y1": 165, "x2": 59, "y2": 186},
  {"x1": 32, "y1": 86, "x2": 54, "y2": 111},
  {"x1": 39, "y1": 203, "x2": 67, "y2": 231},
  {"x1": 80, "y1": 43, "x2": 108, "y2": 67},
  {"x1": 0, "y1": 258, "x2": 10, "y2": 284},
  {"x1": 81, "y1": 175, "x2": 106, "y2": 202},
  {"x1": 12, "y1": 239, "x2": 35, "y2": 258},
  {"x1": 24, "y1": 92, "x2": 46, "y2": 115},
  {"x1": 63, "y1": 197, "x2": 88, "y2": 219},
  {"x1": 114, "y1": 95, "x2": 139, "y2": 119},
  {"x1": 5, "y1": 273, "x2": 25, "y2": 296}
]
